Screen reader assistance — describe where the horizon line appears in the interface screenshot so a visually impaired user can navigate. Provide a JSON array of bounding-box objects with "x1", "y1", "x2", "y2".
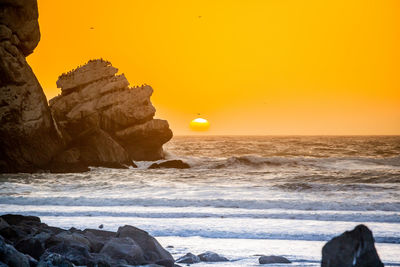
[{"x1": 171, "y1": 134, "x2": 400, "y2": 137}]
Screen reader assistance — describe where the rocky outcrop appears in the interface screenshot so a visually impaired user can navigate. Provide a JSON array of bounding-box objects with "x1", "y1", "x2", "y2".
[
  {"x1": 116, "y1": 225, "x2": 174, "y2": 264},
  {"x1": 49, "y1": 59, "x2": 173, "y2": 171},
  {"x1": 0, "y1": 0, "x2": 63, "y2": 172},
  {"x1": 321, "y1": 224, "x2": 383, "y2": 267},
  {"x1": 0, "y1": 214, "x2": 175, "y2": 266},
  {"x1": 148, "y1": 160, "x2": 190, "y2": 169}
]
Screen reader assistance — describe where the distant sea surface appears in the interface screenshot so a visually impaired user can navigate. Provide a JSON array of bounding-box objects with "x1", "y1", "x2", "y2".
[{"x1": 1, "y1": 136, "x2": 400, "y2": 266}]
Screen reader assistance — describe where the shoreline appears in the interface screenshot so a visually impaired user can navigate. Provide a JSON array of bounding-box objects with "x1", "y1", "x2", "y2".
[{"x1": 0, "y1": 214, "x2": 392, "y2": 266}]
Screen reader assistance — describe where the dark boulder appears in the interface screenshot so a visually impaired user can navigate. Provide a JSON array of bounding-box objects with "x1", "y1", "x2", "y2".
[
  {"x1": 117, "y1": 225, "x2": 174, "y2": 263},
  {"x1": 0, "y1": 225, "x2": 27, "y2": 244},
  {"x1": 82, "y1": 228, "x2": 115, "y2": 253},
  {"x1": 148, "y1": 160, "x2": 190, "y2": 169},
  {"x1": 15, "y1": 232, "x2": 51, "y2": 260},
  {"x1": 99, "y1": 237, "x2": 145, "y2": 265},
  {"x1": 198, "y1": 251, "x2": 228, "y2": 262},
  {"x1": 321, "y1": 224, "x2": 383, "y2": 267},
  {"x1": 176, "y1": 253, "x2": 200, "y2": 264},
  {"x1": 52, "y1": 231, "x2": 91, "y2": 250},
  {"x1": 0, "y1": 214, "x2": 40, "y2": 225},
  {"x1": 258, "y1": 255, "x2": 291, "y2": 264},
  {"x1": 45, "y1": 242, "x2": 91, "y2": 266},
  {"x1": 0, "y1": 214, "x2": 174, "y2": 267}
]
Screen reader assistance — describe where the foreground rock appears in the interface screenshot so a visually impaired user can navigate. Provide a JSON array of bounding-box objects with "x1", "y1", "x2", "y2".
[
  {"x1": 148, "y1": 160, "x2": 190, "y2": 169},
  {"x1": 258, "y1": 255, "x2": 291, "y2": 264},
  {"x1": 0, "y1": 0, "x2": 63, "y2": 173},
  {"x1": 321, "y1": 224, "x2": 383, "y2": 267},
  {"x1": 48, "y1": 59, "x2": 173, "y2": 172},
  {"x1": 0, "y1": 214, "x2": 174, "y2": 267}
]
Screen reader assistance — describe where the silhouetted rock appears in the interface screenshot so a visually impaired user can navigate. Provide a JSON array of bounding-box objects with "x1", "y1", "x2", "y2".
[
  {"x1": 0, "y1": 0, "x2": 63, "y2": 173},
  {"x1": 0, "y1": 214, "x2": 176, "y2": 267},
  {"x1": 148, "y1": 160, "x2": 190, "y2": 169},
  {"x1": 321, "y1": 224, "x2": 383, "y2": 267},
  {"x1": 117, "y1": 225, "x2": 174, "y2": 263},
  {"x1": 258, "y1": 255, "x2": 291, "y2": 264},
  {"x1": 49, "y1": 128, "x2": 134, "y2": 173},
  {"x1": 100, "y1": 237, "x2": 145, "y2": 265},
  {"x1": 52, "y1": 231, "x2": 91, "y2": 250},
  {"x1": 176, "y1": 253, "x2": 200, "y2": 264},
  {"x1": 46, "y1": 242, "x2": 92, "y2": 266},
  {"x1": 49, "y1": 59, "x2": 173, "y2": 171},
  {"x1": 198, "y1": 251, "x2": 228, "y2": 262},
  {"x1": 15, "y1": 232, "x2": 50, "y2": 260},
  {"x1": 1, "y1": 214, "x2": 40, "y2": 226}
]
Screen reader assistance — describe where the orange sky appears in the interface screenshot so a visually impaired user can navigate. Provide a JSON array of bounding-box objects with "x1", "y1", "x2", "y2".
[{"x1": 28, "y1": 0, "x2": 400, "y2": 135}]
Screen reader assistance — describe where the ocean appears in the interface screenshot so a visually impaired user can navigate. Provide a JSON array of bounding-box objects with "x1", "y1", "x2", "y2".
[{"x1": 1, "y1": 136, "x2": 400, "y2": 266}]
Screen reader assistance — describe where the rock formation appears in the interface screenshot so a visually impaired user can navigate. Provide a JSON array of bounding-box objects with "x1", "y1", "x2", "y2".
[
  {"x1": 0, "y1": 0, "x2": 172, "y2": 173},
  {"x1": 321, "y1": 224, "x2": 383, "y2": 267},
  {"x1": 48, "y1": 59, "x2": 173, "y2": 171},
  {"x1": 0, "y1": 0, "x2": 63, "y2": 172},
  {"x1": 0, "y1": 214, "x2": 175, "y2": 266}
]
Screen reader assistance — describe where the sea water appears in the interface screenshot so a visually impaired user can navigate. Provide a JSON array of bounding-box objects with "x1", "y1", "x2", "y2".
[{"x1": 1, "y1": 136, "x2": 399, "y2": 266}]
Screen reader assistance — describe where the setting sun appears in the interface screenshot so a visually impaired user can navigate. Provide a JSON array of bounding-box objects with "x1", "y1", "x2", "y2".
[
  {"x1": 29, "y1": 0, "x2": 400, "y2": 135},
  {"x1": 190, "y1": 118, "x2": 210, "y2": 131}
]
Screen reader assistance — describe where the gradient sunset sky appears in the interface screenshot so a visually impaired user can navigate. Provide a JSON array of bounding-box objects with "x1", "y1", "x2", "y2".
[{"x1": 28, "y1": 0, "x2": 400, "y2": 135}]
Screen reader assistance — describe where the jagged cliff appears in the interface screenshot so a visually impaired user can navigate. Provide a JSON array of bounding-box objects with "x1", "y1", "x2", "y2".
[
  {"x1": 0, "y1": 0, "x2": 63, "y2": 172},
  {"x1": 48, "y1": 59, "x2": 173, "y2": 172},
  {"x1": 0, "y1": 0, "x2": 172, "y2": 173}
]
